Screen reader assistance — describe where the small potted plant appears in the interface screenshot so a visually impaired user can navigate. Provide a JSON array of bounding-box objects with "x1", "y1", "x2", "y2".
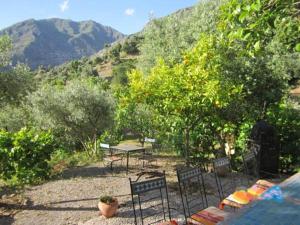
[{"x1": 98, "y1": 195, "x2": 118, "y2": 218}]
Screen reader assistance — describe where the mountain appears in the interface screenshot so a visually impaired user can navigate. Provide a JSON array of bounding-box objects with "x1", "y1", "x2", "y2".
[{"x1": 0, "y1": 18, "x2": 125, "y2": 69}]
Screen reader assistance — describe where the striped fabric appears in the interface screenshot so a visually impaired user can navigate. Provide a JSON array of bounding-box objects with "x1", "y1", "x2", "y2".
[
  {"x1": 247, "y1": 184, "x2": 266, "y2": 197},
  {"x1": 190, "y1": 206, "x2": 230, "y2": 225},
  {"x1": 247, "y1": 179, "x2": 275, "y2": 197},
  {"x1": 256, "y1": 179, "x2": 275, "y2": 188},
  {"x1": 219, "y1": 179, "x2": 275, "y2": 209},
  {"x1": 158, "y1": 220, "x2": 179, "y2": 225}
]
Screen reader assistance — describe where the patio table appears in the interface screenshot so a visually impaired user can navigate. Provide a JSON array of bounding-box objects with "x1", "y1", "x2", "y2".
[
  {"x1": 219, "y1": 172, "x2": 300, "y2": 225},
  {"x1": 110, "y1": 145, "x2": 145, "y2": 174}
]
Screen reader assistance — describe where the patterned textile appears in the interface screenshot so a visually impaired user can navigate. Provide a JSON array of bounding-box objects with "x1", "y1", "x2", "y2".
[
  {"x1": 247, "y1": 179, "x2": 274, "y2": 197},
  {"x1": 158, "y1": 220, "x2": 179, "y2": 225},
  {"x1": 219, "y1": 180, "x2": 274, "y2": 209},
  {"x1": 260, "y1": 185, "x2": 283, "y2": 203},
  {"x1": 190, "y1": 206, "x2": 230, "y2": 225},
  {"x1": 219, "y1": 173, "x2": 300, "y2": 225},
  {"x1": 247, "y1": 184, "x2": 266, "y2": 197},
  {"x1": 255, "y1": 179, "x2": 275, "y2": 188},
  {"x1": 219, "y1": 191, "x2": 255, "y2": 209},
  {"x1": 231, "y1": 191, "x2": 254, "y2": 204}
]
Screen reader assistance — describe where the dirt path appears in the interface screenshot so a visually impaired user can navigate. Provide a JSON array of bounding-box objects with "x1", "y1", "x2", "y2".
[
  {"x1": 1, "y1": 156, "x2": 200, "y2": 225},
  {"x1": 2, "y1": 164, "x2": 134, "y2": 225}
]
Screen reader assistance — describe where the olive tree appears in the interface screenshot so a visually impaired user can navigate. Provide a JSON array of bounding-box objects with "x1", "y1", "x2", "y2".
[{"x1": 28, "y1": 78, "x2": 115, "y2": 152}]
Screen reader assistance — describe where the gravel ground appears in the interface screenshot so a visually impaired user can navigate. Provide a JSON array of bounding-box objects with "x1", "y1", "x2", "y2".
[{"x1": 0, "y1": 157, "x2": 237, "y2": 225}]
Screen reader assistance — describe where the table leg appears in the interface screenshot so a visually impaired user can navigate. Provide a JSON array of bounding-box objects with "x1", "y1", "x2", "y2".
[
  {"x1": 126, "y1": 152, "x2": 129, "y2": 174},
  {"x1": 142, "y1": 149, "x2": 145, "y2": 168}
]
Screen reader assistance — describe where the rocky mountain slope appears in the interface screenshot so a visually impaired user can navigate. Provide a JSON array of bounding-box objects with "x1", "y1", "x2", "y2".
[{"x1": 0, "y1": 18, "x2": 125, "y2": 69}]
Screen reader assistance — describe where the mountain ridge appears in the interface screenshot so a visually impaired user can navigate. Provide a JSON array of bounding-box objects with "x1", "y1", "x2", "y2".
[{"x1": 0, "y1": 18, "x2": 126, "y2": 69}]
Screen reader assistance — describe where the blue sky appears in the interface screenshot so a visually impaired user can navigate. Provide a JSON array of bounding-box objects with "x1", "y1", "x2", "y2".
[{"x1": 0, "y1": 0, "x2": 198, "y2": 34}]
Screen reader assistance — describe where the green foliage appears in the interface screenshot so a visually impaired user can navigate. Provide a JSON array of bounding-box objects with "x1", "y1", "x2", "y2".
[
  {"x1": 0, "y1": 105, "x2": 29, "y2": 132},
  {"x1": 125, "y1": 0, "x2": 299, "y2": 167},
  {"x1": 122, "y1": 35, "x2": 141, "y2": 55},
  {"x1": 0, "y1": 36, "x2": 35, "y2": 133},
  {"x1": 116, "y1": 103, "x2": 160, "y2": 145},
  {"x1": 128, "y1": 34, "x2": 243, "y2": 160},
  {"x1": 0, "y1": 35, "x2": 12, "y2": 67},
  {"x1": 218, "y1": 0, "x2": 300, "y2": 170},
  {"x1": 138, "y1": 0, "x2": 223, "y2": 73},
  {"x1": 98, "y1": 130, "x2": 122, "y2": 146},
  {"x1": 221, "y1": 0, "x2": 300, "y2": 84},
  {"x1": 0, "y1": 64, "x2": 34, "y2": 107},
  {"x1": 49, "y1": 149, "x2": 99, "y2": 175},
  {"x1": 0, "y1": 128, "x2": 56, "y2": 185},
  {"x1": 266, "y1": 100, "x2": 300, "y2": 172},
  {"x1": 28, "y1": 78, "x2": 115, "y2": 149},
  {"x1": 0, "y1": 0, "x2": 299, "y2": 176},
  {"x1": 109, "y1": 43, "x2": 122, "y2": 63},
  {"x1": 111, "y1": 59, "x2": 136, "y2": 86},
  {"x1": 221, "y1": 0, "x2": 300, "y2": 55},
  {"x1": 93, "y1": 56, "x2": 104, "y2": 65},
  {"x1": 37, "y1": 59, "x2": 100, "y2": 85}
]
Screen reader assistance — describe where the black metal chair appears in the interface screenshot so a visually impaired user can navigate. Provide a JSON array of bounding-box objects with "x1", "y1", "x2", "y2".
[
  {"x1": 242, "y1": 150, "x2": 259, "y2": 186},
  {"x1": 177, "y1": 167, "x2": 230, "y2": 225},
  {"x1": 137, "y1": 138, "x2": 159, "y2": 168},
  {"x1": 129, "y1": 171, "x2": 172, "y2": 225},
  {"x1": 212, "y1": 157, "x2": 252, "y2": 210},
  {"x1": 242, "y1": 150, "x2": 275, "y2": 197},
  {"x1": 212, "y1": 157, "x2": 237, "y2": 201},
  {"x1": 100, "y1": 143, "x2": 123, "y2": 171}
]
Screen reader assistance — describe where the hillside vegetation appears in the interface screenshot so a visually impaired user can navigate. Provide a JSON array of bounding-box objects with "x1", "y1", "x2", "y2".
[{"x1": 0, "y1": 0, "x2": 299, "y2": 186}]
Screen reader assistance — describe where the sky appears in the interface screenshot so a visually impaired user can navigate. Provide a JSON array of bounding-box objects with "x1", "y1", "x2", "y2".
[{"x1": 0, "y1": 0, "x2": 198, "y2": 35}]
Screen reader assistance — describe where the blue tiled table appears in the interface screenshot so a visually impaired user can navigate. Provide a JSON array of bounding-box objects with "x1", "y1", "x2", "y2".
[{"x1": 220, "y1": 173, "x2": 300, "y2": 225}]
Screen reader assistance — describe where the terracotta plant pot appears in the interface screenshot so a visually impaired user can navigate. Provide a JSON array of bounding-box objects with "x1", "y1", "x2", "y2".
[{"x1": 98, "y1": 198, "x2": 118, "y2": 218}]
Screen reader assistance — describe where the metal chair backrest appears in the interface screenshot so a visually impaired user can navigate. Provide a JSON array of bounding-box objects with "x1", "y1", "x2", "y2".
[
  {"x1": 213, "y1": 157, "x2": 236, "y2": 201},
  {"x1": 129, "y1": 171, "x2": 171, "y2": 225},
  {"x1": 100, "y1": 143, "x2": 110, "y2": 149},
  {"x1": 100, "y1": 143, "x2": 112, "y2": 155},
  {"x1": 145, "y1": 137, "x2": 162, "y2": 150},
  {"x1": 144, "y1": 137, "x2": 156, "y2": 143},
  {"x1": 248, "y1": 141, "x2": 261, "y2": 156},
  {"x1": 176, "y1": 167, "x2": 208, "y2": 223},
  {"x1": 242, "y1": 151, "x2": 259, "y2": 185}
]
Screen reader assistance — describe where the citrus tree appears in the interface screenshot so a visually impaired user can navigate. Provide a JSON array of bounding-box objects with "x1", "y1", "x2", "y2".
[{"x1": 127, "y1": 35, "x2": 243, "y2": 163}]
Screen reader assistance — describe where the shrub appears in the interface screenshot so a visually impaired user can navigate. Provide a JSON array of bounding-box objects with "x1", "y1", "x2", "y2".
[
  {"x1": 49, "y1": 148, "x2": 99, "y2": 176},
  {"x1": 112, "y1": 59, "x2": 136, "y2": 86},
  {"x1": 0, "y1": 128, "x2": 56, "y2": 185},
  {"x1": 266, "y1": 101, "x2": 300, "y2": 173},
  {"x1": 28, "y1": 78, "x2": 115, "y2": 150},
  {"x1": 122, "y1": 36, "x2": 141, "y2": 55}
]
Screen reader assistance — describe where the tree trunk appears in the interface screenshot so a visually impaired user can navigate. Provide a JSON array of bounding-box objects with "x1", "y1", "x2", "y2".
[
  {"x1": 217, "y1": 133, "x2": 226, "y2": 157},
  {"x1": 94, "y1": 135, "x2": 98, "y2": 155},
  {"x1": 185, "y1": 128, "x2": 190, "y2": 166},
  {"x1": 139, "y1": 135, "x2": 145, "y2": 147}
]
